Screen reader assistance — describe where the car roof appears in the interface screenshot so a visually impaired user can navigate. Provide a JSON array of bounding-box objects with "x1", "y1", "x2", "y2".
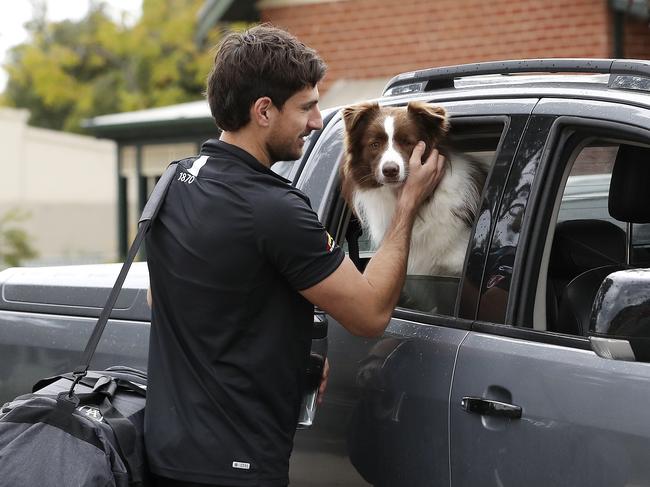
[{"x1": 379, "y1": 58, "x2": 650, "y2": 109}]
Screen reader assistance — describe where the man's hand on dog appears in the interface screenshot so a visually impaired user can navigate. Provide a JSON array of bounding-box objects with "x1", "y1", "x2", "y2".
[{"x1": 399, "y1": 141, "x2": 446, "y2": 209}]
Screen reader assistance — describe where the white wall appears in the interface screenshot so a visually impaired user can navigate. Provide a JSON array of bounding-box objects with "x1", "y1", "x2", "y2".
[{"x1": 0, "y1": 107, "x2": 117, "y2": 266}]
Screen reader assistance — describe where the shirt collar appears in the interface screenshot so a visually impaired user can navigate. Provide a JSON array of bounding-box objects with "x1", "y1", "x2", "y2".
[{"x1": 200, "y1": 139, "x2": 292, "y2": 184}]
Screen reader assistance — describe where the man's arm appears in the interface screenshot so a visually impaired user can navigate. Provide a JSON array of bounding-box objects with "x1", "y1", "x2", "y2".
[{"x1": 300, "y1": 142, "x2": 446, "y2": 337}]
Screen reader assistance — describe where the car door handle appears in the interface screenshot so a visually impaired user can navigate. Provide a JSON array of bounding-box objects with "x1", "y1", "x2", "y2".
[{"x1": 461, "y1": 396, "x2": 522, "y2": 419}]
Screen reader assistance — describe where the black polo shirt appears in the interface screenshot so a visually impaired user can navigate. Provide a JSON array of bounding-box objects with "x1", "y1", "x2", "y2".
[{"x1": 145, "y1": 139, "x2": 344, "y2": 486}]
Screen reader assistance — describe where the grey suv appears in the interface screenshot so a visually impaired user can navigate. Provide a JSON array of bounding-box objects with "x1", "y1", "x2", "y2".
[{"x1": 3, "y1": 59, "x2": 650, "y2": 486}]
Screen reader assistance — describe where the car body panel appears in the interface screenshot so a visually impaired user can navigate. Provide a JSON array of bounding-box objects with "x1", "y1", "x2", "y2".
[
  {"x1": 0, "y1": 309, "x2": 149, "y2": 403},
  {"x1": 0, "y1": 262, "x2": 150, "y2": 404},
  {"x1": 450, "y1": 331, "x2": 650, "y2": 487},
  {"x1": 0, "y1": 262, "x2": 150, "y2": 320}
]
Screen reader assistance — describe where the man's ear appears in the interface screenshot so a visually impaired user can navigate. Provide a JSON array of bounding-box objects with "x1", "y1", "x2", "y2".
[{"x1": 252, "y1": 97, "x2": 274, "y2": 127}]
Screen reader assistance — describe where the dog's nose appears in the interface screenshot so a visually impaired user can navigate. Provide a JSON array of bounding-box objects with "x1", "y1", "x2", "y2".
[{"x1": 382, "y1": 163, "x2": 399, "y2": 178}]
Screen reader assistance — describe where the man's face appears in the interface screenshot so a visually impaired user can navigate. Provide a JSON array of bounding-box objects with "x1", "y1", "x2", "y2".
[{"x1": 267, "y1": 86, "x2": 323, "y2": 163}]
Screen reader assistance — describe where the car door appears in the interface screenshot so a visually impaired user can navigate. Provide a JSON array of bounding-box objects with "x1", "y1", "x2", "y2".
[
  {"x1": 288, "y1": 97, "x2": 535, "y2": 486},
  {"x1": 449, "y1": 98, "x2": 650, "y2": 487}
]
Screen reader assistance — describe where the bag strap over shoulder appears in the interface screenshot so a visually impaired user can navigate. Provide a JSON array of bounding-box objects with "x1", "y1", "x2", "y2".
[{"x1": 68, "y1": 162, "x2": 179, "y2": 393}]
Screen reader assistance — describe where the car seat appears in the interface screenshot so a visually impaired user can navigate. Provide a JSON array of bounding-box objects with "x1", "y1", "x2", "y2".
[
  {"x1": 555, "y1": 144, "x2": 650, "y2": 336},
  {"x1": 549, "y1": 220, "x2": 626, "y2": 334}
]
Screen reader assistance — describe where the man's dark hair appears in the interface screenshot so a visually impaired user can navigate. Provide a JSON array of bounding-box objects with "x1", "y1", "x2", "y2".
[{"x1": 206, "y1": 24, "x2": 327, "y2": 131}]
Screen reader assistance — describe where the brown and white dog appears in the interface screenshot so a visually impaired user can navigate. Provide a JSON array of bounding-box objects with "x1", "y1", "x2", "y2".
[{"x1": 340, "y1": 101, "x2": 487, "y2": 276}]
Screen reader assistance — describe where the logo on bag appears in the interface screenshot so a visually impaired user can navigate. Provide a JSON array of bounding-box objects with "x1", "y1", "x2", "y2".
[
  {"x1": 232, "y1": 461, "x2": 250, "y2": 470},
  {"x1": 78, "y1": 406, "x2": 104, "y2": 423}
]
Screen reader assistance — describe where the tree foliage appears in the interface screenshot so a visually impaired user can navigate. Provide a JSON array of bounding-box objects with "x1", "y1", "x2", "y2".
[
  {"x1": 0, "y1": 209, "x2": 38, "y2": 269},
  {"x1": 2, "y1": 0, "x2": 224, "y2": 132}
]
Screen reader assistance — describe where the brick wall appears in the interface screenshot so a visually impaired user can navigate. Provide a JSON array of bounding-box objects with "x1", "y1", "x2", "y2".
[
  {"x1": 625, "y1": 15, "x2": 650, "y2": 59},
  {"x1": 260, "y1": 0, "x2": 649, "y2": 91}
]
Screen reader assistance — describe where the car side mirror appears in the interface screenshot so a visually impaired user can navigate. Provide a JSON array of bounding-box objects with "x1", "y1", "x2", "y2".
[{"x1": 589, "y1": 268, "x2": 650, "y2": 362}]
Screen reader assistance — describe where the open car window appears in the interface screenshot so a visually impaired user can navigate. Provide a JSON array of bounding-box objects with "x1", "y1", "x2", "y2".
[
  {"x1": 538, "y1": 139, "x2": 650, "y2": 335},
  {"x1": 343, "y1": 119, "x2": 506, "y2": 317}
]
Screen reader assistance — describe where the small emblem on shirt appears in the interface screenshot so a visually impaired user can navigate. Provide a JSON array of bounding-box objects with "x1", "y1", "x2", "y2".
[
  {"x1": 326, "y1": 232, "x2": 336, "y2": 252},
  {"x1": 232, "y1": 461, "x2": 251, "y2": 470},
  {"x1": 178, "y1": 155, "x2": 209, "y2": 184},
  {"x1": 188, "y1": 155, "x2": 208, "y2": 177}
]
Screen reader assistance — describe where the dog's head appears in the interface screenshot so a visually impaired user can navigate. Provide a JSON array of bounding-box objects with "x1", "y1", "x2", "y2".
[{"x1": 341, "y1": 101, "x2": 449, "y2": 191}]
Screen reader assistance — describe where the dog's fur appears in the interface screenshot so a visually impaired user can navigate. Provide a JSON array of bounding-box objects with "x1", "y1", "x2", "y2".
[{"x1": 340, "y1": 101, "x2": 487, "y2": 276}]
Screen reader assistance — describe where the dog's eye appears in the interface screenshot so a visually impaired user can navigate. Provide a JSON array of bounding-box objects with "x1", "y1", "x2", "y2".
[{"x1": 369, "y1": 141, "x2": 380, "y2": 150}]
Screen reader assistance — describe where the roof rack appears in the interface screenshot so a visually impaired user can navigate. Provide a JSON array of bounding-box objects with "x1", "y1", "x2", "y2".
[{"x1": 382, "y1": 58, "x2": 650, "y2": 96}]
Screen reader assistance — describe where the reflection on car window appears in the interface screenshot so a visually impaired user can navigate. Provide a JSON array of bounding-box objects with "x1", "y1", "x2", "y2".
[
  {"x1": 272, "y1": 160, "x2": 298, "y2": 181},
  {"x1": 297, "y1": 123, "x2": 345, "y2": 219}
]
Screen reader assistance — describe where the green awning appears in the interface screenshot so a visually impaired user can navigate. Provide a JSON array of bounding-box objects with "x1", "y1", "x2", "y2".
[{"x1": 83, "y1": 100, "x2": 216, "y2": 142}]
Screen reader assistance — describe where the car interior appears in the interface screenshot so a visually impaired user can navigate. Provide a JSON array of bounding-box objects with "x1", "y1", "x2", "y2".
[{"x1": 541, "y1": 142, "x2": 650, "y2": 335}]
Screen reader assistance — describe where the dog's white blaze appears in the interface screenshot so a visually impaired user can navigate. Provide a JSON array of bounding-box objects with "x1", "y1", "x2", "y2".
[
  {"x1": 188, "y1": 155, "x2": 209, "y2": 177},
  {"x1": 378, "y1": 116, "x2": 406, "y2": 182}
]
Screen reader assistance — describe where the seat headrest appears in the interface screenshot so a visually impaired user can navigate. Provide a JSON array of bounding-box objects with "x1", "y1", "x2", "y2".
[
  {"x1": 609, "y1": 145, "x2": 650, "y2": 223},
  {"x1": 549, "y1": 219, "x2": 626, "y2": 277}
]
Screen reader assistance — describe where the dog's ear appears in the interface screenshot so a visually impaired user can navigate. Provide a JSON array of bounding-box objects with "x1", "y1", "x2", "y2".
[
  {"x1": 342, "y1": 102, "x2": 379, "y2": 133},
  {"x1": 407, "y1": 102, "x2": 449, "y2": 138}
]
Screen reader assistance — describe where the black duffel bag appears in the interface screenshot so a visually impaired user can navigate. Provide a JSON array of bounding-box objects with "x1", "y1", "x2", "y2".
[
  {"x1": 0, "y1": 163, "x2": 178, "y2": 487},
  {"x1": 0, "y1": 367, "x2": 148, "y2": 486}
]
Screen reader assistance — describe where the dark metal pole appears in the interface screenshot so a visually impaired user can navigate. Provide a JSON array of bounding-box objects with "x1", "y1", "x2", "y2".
[
  {"x1": 136, "y1": 144, "x2": 147, "y2": 260},
  {"x1": 613, "y1": 10, "x2": 625, "y2": 58},
  {"x1": 117, "y1": 144, "x2": 128, "y2": 261},
  {"x1": 136, "y1": 144, "x2": 147, "y2": 212}
]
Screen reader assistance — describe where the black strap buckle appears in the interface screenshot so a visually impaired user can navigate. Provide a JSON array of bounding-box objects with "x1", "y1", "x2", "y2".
[{"x1": 67, "y1": 368, "x2": 88, "y2": 398}]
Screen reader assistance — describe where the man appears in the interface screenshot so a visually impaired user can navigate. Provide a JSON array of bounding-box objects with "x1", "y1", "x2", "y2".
[{"x1": 145, "y1": 24, "x2": 445, "y2": 487}]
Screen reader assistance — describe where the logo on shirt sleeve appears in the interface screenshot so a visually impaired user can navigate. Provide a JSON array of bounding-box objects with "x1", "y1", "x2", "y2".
[
  {"x1": 326, "y1": 232, "x2": 336, "y2": 253},
  {"x1": 178, "y1": 155, "x2": 209, "y2": 184},
  {"x1": 188, "y1": 155, "x2": 208, "y2": 177}
]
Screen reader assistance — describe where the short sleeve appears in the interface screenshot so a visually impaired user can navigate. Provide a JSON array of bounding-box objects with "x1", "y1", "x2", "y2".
[{"x1": 253, "y1": 190, "x2": 345, "y2": 290}]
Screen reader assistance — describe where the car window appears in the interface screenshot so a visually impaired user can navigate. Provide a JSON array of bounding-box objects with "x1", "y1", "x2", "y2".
[
  {"x1": 296, "y1": 122, "x2": 345, "y2": 219},
  {"x1": 539, "y1": 139, "x2": 650, "y2": 335},
  {"x1": 343, "y1": 120, "x2": 506, "y2": 317}
]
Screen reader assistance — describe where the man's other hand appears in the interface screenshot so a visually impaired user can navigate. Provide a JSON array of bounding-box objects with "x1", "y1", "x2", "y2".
[{"x1": 317, "y1": 358, "x2": 330, "y2": 405}]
